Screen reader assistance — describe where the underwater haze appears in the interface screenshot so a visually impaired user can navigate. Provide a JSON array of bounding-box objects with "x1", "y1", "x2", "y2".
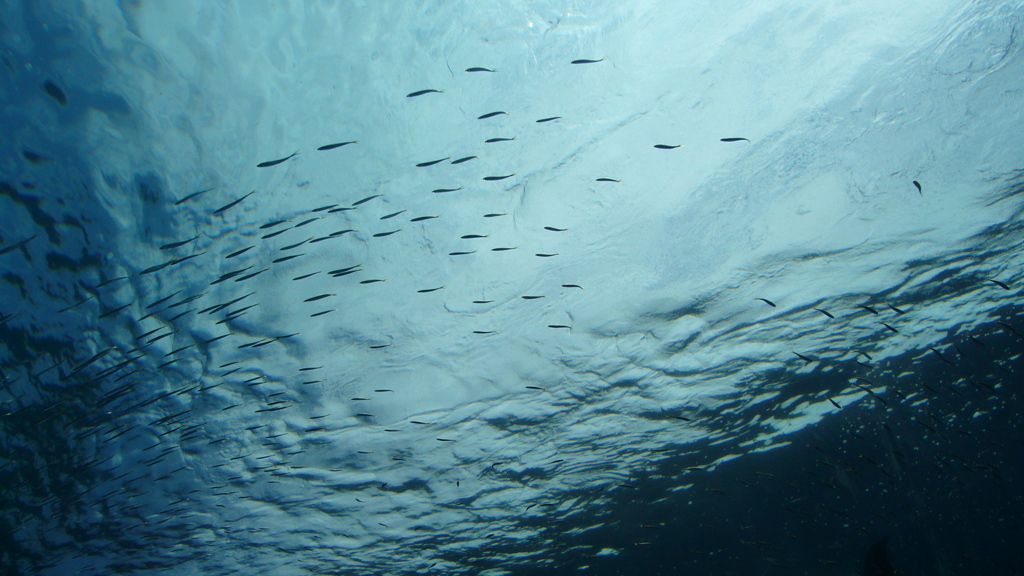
[{"x1": 2, "y1": 1, "x2": 1023, "y2": 574}]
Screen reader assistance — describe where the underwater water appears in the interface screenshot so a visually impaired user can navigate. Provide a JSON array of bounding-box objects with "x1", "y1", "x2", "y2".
[{"x1": 1, "y1": 1, "x2": 1023, "y2": 574}]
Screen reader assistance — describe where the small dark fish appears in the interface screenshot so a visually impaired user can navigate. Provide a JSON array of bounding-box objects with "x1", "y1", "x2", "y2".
[
  {"x1": 472, "y1": 331, "x2": 495, "y2": 334},
  {"x1": 987, "y1": 278, "x2": 1010, "y2": 290},
  {"x1": 544, "y1": 226, "x2": 567, "y2": 232},
  {"x1": 260, "y1": 220, "x2": 290, "y2": 230},
  {"x1": 257, "y1": 152, "x2": 298, "y2": 168},
  {"x1": 360, "y1": 279, "x2": 385, "y2": 284},
  {"x1": 857, "y1": 304, "x2": 878, "y2": 315},
  {"x1": 793, "y1": 352, "x2": 814, "y2": 363},
  {"x1": 461, "y1": 234, "x2": 488, "y2": 239},
  {"x1": 881, "y1": 323, "x2": 899, "y2": 334},
  {"x1": 913, "y1": 181, "x2": 922, "y2": 194},
  {"x1": 478, "y1": 111, "x2": 507, "y2": 120},
  {"x1": 969, "y1": 335, "x2": 985, "y2": 347},
  {"x1": 22, "y1": 150, "x2": 52, "y2": 164},
  {"x1": 160, "y1": 235, "x2": 200, "y2": 250},
  {"x1": 814, "y1": 308, "x2": 834, "y2": 319},
  {"x1": 0, "y1": 234, "x2": 37, "y2": 257},
  {"x1": 407, "y1": 89, "x2": 442, "y2": 98},
  {"x1": 449, "y1": 251, "x2": 476, "y2": 256},
  {"x1": 353, "y1": 194, "x2": 381, "y2": 206},
  {"x1": 571, "y1": 58, "x2": 605, "y2": 64},
  {"x1": 416, "y1": 158, "x2": 449, "y2": 168},
  {"x1": 436, "y1": 438, "x2": 455, "y2": 442},
  {"x1": 930, "y1": 347, "x2": 956, "y2": 366},
  {"x1": 535, "y1": 253, "x2": 558, "y2": 257},
  {"x1": 484, "y1": 174, "x2": 514, "y2": 181},
  {"x1": 466, "y1": 67, "x2": 494, "y2": 73},
  {"x1": 317, "y1": 141, "x2": 357, "y2": 151},
  {"x1": 548, "y1": 325, "x2": 571, "y2": 329},
  {"x1": 174, "y1": 187, "x2": 215, "y2": 206},
  {"x1": 887, "y1": 303, "x2": 906, "y2": 314},
  {"x1": 654, "y1": 144, "x2": 682, "y2": 149},
  {"x1": 310, "y1": 310, "x2": 334, "y2": 318},
  {"x1": 411, "y1": 215, "x2": 440, "y2": 222},
  {"x1": 536, "y1": 117, "x2": 561, "y2": 123},
  {"x1": 272, "y1": 254, "x2": 303, "y2": 264},
  {"x1": 329, "y1": 229, "x2": 355, "y2": 237},
  {"x1": 99, "y1": 303, "x2": 131, "y2": 319},
  {"x1": 417, "y1": 286, "x2": 444, "y2": 293},
  {"x1": 43, "y1": 80, "x2": 67, "y2": 105},
  {"x1": 562, "y1": 284, "x2": 583, "y2": 289},
  {"x1": 214, "y1": 191, "x2": 255, "y2": 215},
  {"x1": 521, "y1": 295, "x2": 545, "y2": 300},
  {"x1": 235, "y1": 268, "x2": 268, "y2": 282},
  {"x1": 756, "y1": 298, "x2": 776, "y2": 307},
  {"x1": 328, "y1": 207, "x2": 355, "y2": 213},
  {"x1": 373, "y1": 229, "x2": 401, "y2": 237},
  {"x1": 309, "y1": 235, "x2": 338, "y2": 244},
  {"x1": 331, "y1": 268, "x2": 361, "y2": 277},
  {"x1": 484, "y1": 213, "x2": 506, "y2": 218},
  {"x1": 596, "y1": 178, "x2": 620, "y2": 182},
  {"x1": 294, "y1": 218, "x2": 319, "y2": 228},
  {"x1": 293, "y1": 272, "x2": 319, "y2": 281},
  {"x1": 473, "y1": 300, "x2": 494, "y2": 304},
  {"x1": 720, "y1": 137, "x2": 750, "y2": 143},
  {"x1": 369, "y1": 344, "x2": 391, "y2": 349},
  {"x1": 281, "y1": 238, "x2": 310, "y2": 250},
  {"x1": 451, "y1": 156, "x2": 477, "y2": 164},
  {"x1": 432, "y1": 187, "x2": 462, "y2": 194},
  {"x1": 381, "y1": 210, "x2": 406, "y2": 220},
  {"x1": 262, "y1": 228, "x2": 291, "y2": 239},
  {"x1": 312, "y1": 204, "x2": 338, "y2": 212},
  {"x1": 304, "y1": 294, "x2": 334, "y2": 302},
  {"x1": 485, "y1": 137, "x2": 515, "y2": 143}
]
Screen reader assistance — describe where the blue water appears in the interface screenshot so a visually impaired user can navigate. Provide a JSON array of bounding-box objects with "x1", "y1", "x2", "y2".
[{"x1": 1, "y1": 1, "x2": 1023, "y2": 574}]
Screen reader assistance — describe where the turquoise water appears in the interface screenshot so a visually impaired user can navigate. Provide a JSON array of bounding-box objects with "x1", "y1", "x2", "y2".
[{"x1": 1, "y1": 2, "x2": 1023, "y2": 574}]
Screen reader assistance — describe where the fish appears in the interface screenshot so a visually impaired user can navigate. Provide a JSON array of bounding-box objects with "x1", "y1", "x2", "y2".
[
  {"x1": 369, "y1": 345, "x2": 390, "y2": 349},
  {"x1": 293, "y1": 272, "x2": 319, "y2": 281},
  {"x1": 596, "y1": 178, "x2": 620, "y2": 182},
  {"x1": 484, "y1": 174, "x2": 514, "y2": 181},
  {"x1": 310, "y1": 310, "x2": 334, "y2": 318},
  {"x1": 213, "y1": 191, "x2": 255, "y2": 215},
  {"x1": 793, "y1": 352, "x2": 814, "y2": 363},
  {"x1": 451, "y1": 156, "x2": 477, "y2": 164},
  {"x1": 43, "y1": 80, "x2": 67, "y2": 105},
  {"x1": 857, "y1": 304, "x2": 878, "y2": 314},
  {"x1": 262, "y1": 228, "x2": 291, "y2": 239},
  {"x1": 159, "y1": 235, "x2": 200, "y2": 250},
  {"x1": 571, "y1": 58, "x2": 605, "y2": 64},
  {"x1": 381, "y1": 210, "x2": 406, "y2": 220},
  {"x1": 416, "y1": 158, "x2": 449, "y2": 168},
  {"x1": 654, "y1": 144, "x2": 682, "y2": 149},
  {"x1": 484, "y1": 213, "x2": 506, "y2": 218},
  {"x1": 373, "y1": 229, "x2": 401, "y2": 237},
  {"x1": 174, "y1": 187, "x2": 215, "y2": 206},
  {"x1": 449, "y1": 251, "x2": 476, "y2": 256},
  {"x1": 417, "y1": 286, "x2": 444, "y2": 293},
  {"x1": 352, "y1": 194, "x2": 381, "y2": 206},
  {"x1": 881, "y1": 323, "x2": 898, "y2": 334},
  {"x1": 562, "y1": 284, "x2": 583, "y2": 289},
  {"x1": 521, "y1": 295, "x2": 545, "y2": 300},
  {"x1": 257, "y1": 152, "x2": 298, "y2": 168},
  {"x1": 22, "y1": 150, "x2": 52, "y2": 164},
  {"x1": 814, "y1": 308, "x2": 833, "y2": 318},
  {"x1": 432, "y1": 187, "x2": 462, "y2": 194},
  {"x1": 317, "y1": 141, "x2": 357, "y2": 151},
  {"x1": 461, "y1": 234, "x2": 488, "y2": 239},
  {"x1": 536, "y1": 116, "x2": 561, "y2": 123},
  {"x1": 887, "y1": 303, "x2": 906, "y2": 314},
  {"x1": 465, "y1": 67, "x2": 494, "y2": 73},
  {"x1": 272, "y1": 254, "x2": 303, "y2": 264},
  {"x1": 360, "y1": 279, "x2": 385, "y2": 284},
  {"x1": 473, "y1": 300, "x2": 494, "y2": 304},
  {"x1": 309, "y1": 235, "x2": 338, "y2": 244},
  {"x1": 407, "y1": 89, "x2": 442, "y2": 98},
  {"x1": 544, "y1": 226, "x2": 567, "y2": 232},
  {"x1": 260, "y1": 220, "x2": 290, "y2": 230},
  {"x1": 987, "y1": 278, "x2": 1010, "y2": 290},
  {"x1": 303, "y1": 294, "x2": 334, "y2": 302},
  {"x1": 478, "y1": 111, "x2": 507, "y2": 120},
  {"x1": 294, "y1": 218, "x2": 319, "y2": 228},
  {"x1": 535, "y1": 252, "x2": 558, "y2": 257},
  {"x1": 234, "y1": 268, "x2": 268, "y2": 282},
  {"x1": 472, "y1": 331, "x2": 495, "y2": 334},
  {"x1": 913, "y1": 181, "x2": 922, "y2": 194},
  {"x1": 755, "y1": 298, "x2": 776, "y2": 307},
  {"x1": 328, "y1": 207, "x2": 354, "y2": 213},
  {"x1": 548, "y1": 325, "x2": 571, "y2": 329},
  {"x1": 720, "y1": 137, "x2": 750, "y2": 143},
  {"x1": 281, "y1": 238, "x2": 310, "y2": 250},
  {"x1": 485, "y1": 137, "x2": 515, "y2": 143},
  {"x1": 0, "y1": 235, "x2": 37, "y2": 257},
  {"x1": 98, "y1": 303, "x2": 131, "y2": 319},
  {"x1": 929, "y1": 347, "x2": 955, "y2": 366},
  {"x1": 410, "y1": 215, "x2": 440, "y2": 222},
  {"x1": 312, "y1": 204, "x2": 338, "y2": 212},
  {"x1": 329, "y1": 229, "x2": 355, "y2": 237}
]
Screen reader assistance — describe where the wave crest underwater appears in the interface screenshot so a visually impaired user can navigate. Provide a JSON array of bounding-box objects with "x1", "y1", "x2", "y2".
[{"x1": 2, "y1": 1, "x2": 1024, "y2": 574}]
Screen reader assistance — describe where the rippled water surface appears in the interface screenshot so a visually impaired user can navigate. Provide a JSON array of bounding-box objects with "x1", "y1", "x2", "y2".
[{"x1": 1, "y1": 1, "x2": 1023, "y2": 575}]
